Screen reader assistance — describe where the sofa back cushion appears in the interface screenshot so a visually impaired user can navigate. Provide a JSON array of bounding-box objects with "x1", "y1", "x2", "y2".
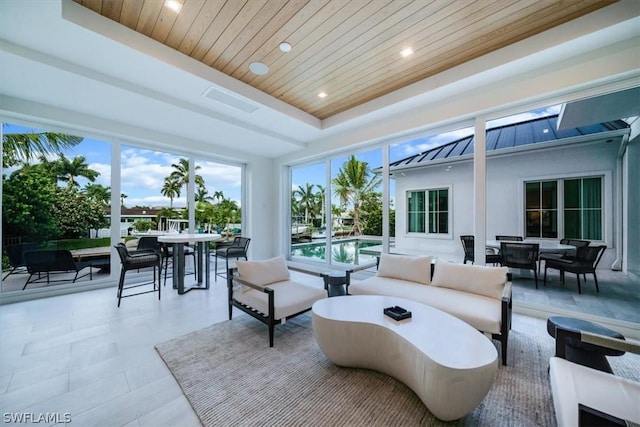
[
  {"x1": 376, "y1": 253, "x2": 432, "y2": 285},
  {"x1": 236, "y1": 255, "x2": 290, "y2": 289},
  {"x1": 431, "y1": 262, "x2": 507, "y2": 300}
]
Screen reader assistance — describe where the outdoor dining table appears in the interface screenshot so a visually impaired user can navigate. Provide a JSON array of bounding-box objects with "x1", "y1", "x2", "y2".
[
  {"x1": 158, "y1": 233, "x2": 222, "y2": 295},
  {"x1": 486, "y1": 239, "x2": 576, "y2": 254}
]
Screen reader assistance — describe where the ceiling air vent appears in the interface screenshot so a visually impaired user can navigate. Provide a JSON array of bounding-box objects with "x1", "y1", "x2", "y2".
[{"x1": 202, "y1": 87, "x2": 259, "y2": 113}]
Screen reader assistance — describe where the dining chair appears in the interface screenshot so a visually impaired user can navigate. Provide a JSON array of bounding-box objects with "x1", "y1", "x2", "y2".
[
  {"x1": 543, "y1": 245, "x2": 606, "y2": 294},
  {"x1": 214, "y1": 237, "x2": 251, "y2": 281},
  {"x1": 538, "y1": 239, "x2": 590, "y2": 274},
  {"x1": 500, "y1": 242, "x2": 540, "y2": 288},
  {"x1": 460, "y1": 235, "x2": 502, "y2": 265},
  {"x1": 114, "y1": 243, "x2": 161, "y2": 307}
]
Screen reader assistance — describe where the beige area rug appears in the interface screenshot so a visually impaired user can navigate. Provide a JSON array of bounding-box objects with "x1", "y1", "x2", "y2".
[{"x1": 155, "y1": 314, "x2": 640, "y2": 427}]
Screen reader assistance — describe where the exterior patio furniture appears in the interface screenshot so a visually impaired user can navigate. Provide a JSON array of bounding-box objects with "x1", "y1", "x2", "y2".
[
  {"x1": 460, "y1": 235, "x2": 502, "y2": 265},
  {"x1": 543, "y1": 245, "x2": 607, "y2": 294},
  {"x1": 114, "y1": 243, "x2": 161, "y2": 307},
  {"x1": 500, "y1": 242, "x2": 540, "y2": 288},
  {"x1": 136, "y1": 236, "x2": 196, "y2": 286},
  {"x1": 3, "y1": 242, "x2": 37, "y2": 280},
  {"x1": 539, "y1": 239, "x2": 590, "y2": 273},
  {"x1": 23, "y1": 249, "x2": 93, "y2": 290},
  {"x1": 214, "y1": 237, "x2": 250, "y2": 281},
  {"x1": 495, "y1": 235, "x2": 523, "y2": 241}
]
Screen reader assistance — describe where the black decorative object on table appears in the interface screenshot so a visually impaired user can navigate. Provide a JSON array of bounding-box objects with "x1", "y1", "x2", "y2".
[{"x1": 384, "y1": 305, "x2": 412, "y2": 321}]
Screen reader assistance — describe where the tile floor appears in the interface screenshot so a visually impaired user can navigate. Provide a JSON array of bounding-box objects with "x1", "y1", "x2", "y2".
[{"x1": 1, "y1": 259, "x2": 638, "y2": 426}]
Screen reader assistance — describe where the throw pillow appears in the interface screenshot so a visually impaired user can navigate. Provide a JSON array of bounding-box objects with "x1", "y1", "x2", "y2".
[
  {"x1": 236, "y1": 255, "x2": 290, "y2": 290},
  {"x1": 376, "y1": 253, "x2": 432, "y2": 285},
  {"x1": 431, "y1": 262, "x2": 507, "y2": 299}
]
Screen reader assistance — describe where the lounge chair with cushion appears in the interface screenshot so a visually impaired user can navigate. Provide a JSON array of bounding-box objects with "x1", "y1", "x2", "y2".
[
  {"x1": 227, "y1": 255, "x2": 327, "y2": 346},
  {"x1": 23, "y1": 249, "x2": 93, "y2": 290}
]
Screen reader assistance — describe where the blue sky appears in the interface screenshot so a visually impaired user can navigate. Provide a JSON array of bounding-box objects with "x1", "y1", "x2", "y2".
[{"x1": 3, "y1": 123, "x2": 242, "y2": 208}]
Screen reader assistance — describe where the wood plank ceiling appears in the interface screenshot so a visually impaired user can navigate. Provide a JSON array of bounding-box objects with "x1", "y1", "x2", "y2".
[{"x1": 73, "y1": 0, "x2": 616, "y2": 120}]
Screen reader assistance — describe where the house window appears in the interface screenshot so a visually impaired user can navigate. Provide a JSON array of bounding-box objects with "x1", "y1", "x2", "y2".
[
  {"x1": 525, "y1": 181, "x2": 558, "y2": 238},
  {"x1": 407, "y1": 189, "x2": 448, "y2": 234},
  {"x1": 564, "y1": 177, "x2": 602, "y2": 240},
  {"x1": 525, "y1": 177, "x2": 602, "y2": 240}
]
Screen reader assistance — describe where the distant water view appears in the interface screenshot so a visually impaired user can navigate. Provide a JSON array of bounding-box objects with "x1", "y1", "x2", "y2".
[{"x1": 291, "y1": 238, "x2": 381, "y2": 265}]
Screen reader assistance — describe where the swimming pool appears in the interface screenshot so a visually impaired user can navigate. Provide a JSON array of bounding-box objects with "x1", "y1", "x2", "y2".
[{"x1": 291, "y1": 238, "x2": 381, "y2": 265}]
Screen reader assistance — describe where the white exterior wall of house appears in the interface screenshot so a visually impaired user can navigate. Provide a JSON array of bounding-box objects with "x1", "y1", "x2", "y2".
[
  {"x1": 626, "y1": 130, "x2": 640, "y2": 275},
  {"x1": 393, "y1": 138, "x2": 622, "y2": 268}
]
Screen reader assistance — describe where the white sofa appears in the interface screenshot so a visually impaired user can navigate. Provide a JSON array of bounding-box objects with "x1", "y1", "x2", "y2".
[
  {"x1": 227, "y1": 256, "x2": 327, "y2": 346},
  {"x1": 348, "y1": 253, "x2": 512, "y2": 365}
]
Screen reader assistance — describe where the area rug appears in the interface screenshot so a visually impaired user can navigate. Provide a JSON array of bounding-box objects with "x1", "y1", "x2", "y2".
[{"x1": 155, "y1": 314, "x2": 639, "y2": 427}]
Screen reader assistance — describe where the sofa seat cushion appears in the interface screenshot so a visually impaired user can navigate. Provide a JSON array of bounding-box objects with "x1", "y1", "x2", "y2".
[
  {"x1": 234, "y1": 280, "x2": 327, "y2": 320},
  {"x1": 350, "y1": 276, "x2": 501, "y2": 334},
  {"x1": 550, "y1": 356, "x2": 640, "y2": 426}
]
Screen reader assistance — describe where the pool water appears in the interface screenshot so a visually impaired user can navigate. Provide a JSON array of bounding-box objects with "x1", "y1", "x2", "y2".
[{"x1": 291, "y1": 238, "x2": 380, "y2": 265}]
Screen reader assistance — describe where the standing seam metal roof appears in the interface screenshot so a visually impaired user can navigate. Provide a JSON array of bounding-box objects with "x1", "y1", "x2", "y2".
[{"x1": 388, "y1": 115, "x2": 629, "y2": 169}]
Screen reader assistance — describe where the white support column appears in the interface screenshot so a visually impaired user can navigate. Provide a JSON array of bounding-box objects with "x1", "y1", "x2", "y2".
[
  {"x1": 111, "y1": 140, "x2": 121, "y2": 275},
  {"x1": 474, "y1": 117, "x2": 487, "y2": 265},
  {"x1": 188, "y1": 158, "x2": 195, "y2": 233},
  {"x1": 382, "y1": 144, "x2": 390, "y2": 254}
]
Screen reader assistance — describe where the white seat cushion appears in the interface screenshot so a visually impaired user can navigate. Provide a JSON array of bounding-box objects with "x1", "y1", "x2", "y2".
[
  {"x1": 550, "y1": 356, "x2": 640, "y2": 426},
  {"x1": 234, "y1": 280, "x2": 327, "y2": 320},
  {"x1": 350, "y1": 276, "x2": 501, "y2": 334}
]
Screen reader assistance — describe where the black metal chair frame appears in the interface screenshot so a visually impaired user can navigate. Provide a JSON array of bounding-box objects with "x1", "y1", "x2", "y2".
[
  {"x1": 538, "y1": 238, "x2": 590, "y2": 273},
  {"x1": 214, "y1": 237, "x2": 250, "y2": 281},
  {"x1": 227, "y1": 266, "x2": 317, "y2": 347},
  {"x1": 3, "y1": 242, "x2": 38, "y2": 280},
  {"x1": 500, "y1": 242, "x2": 540, "y2": 288},
  {"x1": 23, "y1": 249, "x2": 94, "y2": 290},
  {"x1": 543, "y1": 245, "x2": 607, "y2": 294},
  {"x1": 460, "y1": 235, "x2": 502, "y2": 265},
  {"x1": 114, "y1": 243, "x2": 161, "y2": 307}
]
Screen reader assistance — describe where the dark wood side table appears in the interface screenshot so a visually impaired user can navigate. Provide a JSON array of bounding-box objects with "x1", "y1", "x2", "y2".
[{"x1": 547, "y1": 316, "x2": 625, "y2": 373}]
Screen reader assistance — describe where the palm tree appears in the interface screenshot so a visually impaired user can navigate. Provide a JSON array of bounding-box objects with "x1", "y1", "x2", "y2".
[
  {"x1": 169, "y1": 158, "x2": 204, "y2": 206},
  {"x1": 2, "y1": 128, "x2": 83, "y2": 168},
  {"x1": 84, "y1": 183, "x2": 111, "y2": 205},
  {"x1": 195, "y1": 187, "x2": 213, "y2": 203},
  {"x1": 315, "y1": 184, "x2": 326, "y2": 227},
  {"x1": 161, "y1": 177, "x2": 181, "y2": 209},
  {"x1": 213, "y1": 190, "x2": 224, "y2": 204},
  {"x1": 120, "y1": 193, "x2": 127, "y2": 207},
  {"x1": 294, "y1": 183, "x2": 316, "y2": 224},
  {"x1": 54, "y1": 154, "x2": 99, "y2": 187},
  {"x1": 332, "y1": 155, "x2": 382, "y2": 235}
]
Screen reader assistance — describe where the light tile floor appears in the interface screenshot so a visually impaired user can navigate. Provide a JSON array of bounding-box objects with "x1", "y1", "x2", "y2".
[{"x1": 1, "y1": 260, "x2": 638, "y2": 426}]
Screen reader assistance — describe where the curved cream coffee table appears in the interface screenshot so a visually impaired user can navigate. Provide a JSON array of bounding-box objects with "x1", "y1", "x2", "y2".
[{"x1": 311, "y1": 295, "x2": 498, "y2": 421}]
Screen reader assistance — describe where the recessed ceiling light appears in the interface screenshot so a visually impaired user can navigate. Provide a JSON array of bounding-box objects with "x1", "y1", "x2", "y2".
[
  {"x1": 400, "y1": 47, "x2": 414, "y2": 58},
  {"x1": 543, "y1": 128, "x2": 549, "y2": 133},
  {"x1": 164, "y1": 0, "x2": 182, "y2": 13},
  {"x1": 318, "y1": 92, "x2": 327, "y2": 98},
  {"x1": 249, "y1": 62, "x2": 269, "y2": 75},
  {"x1": 279, "y1": 42, "x2": 292, "y2": 53}
]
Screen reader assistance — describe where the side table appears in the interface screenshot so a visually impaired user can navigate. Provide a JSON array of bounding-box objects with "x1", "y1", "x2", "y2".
[
  {"x1": 321, "y1": 272, "x2": 347, "y2": 297},
  {"x1": 547, "y1": 316, "x2": 625, "y2": 373}
]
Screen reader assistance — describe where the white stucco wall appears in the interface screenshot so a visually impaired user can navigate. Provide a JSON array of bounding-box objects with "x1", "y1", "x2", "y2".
[
  {"x1": 393, "y1": 138, "x2": 622, "y2": 267},
  {"x1": 626, "y1": 135, "x2": 640, "y2": 273}
]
